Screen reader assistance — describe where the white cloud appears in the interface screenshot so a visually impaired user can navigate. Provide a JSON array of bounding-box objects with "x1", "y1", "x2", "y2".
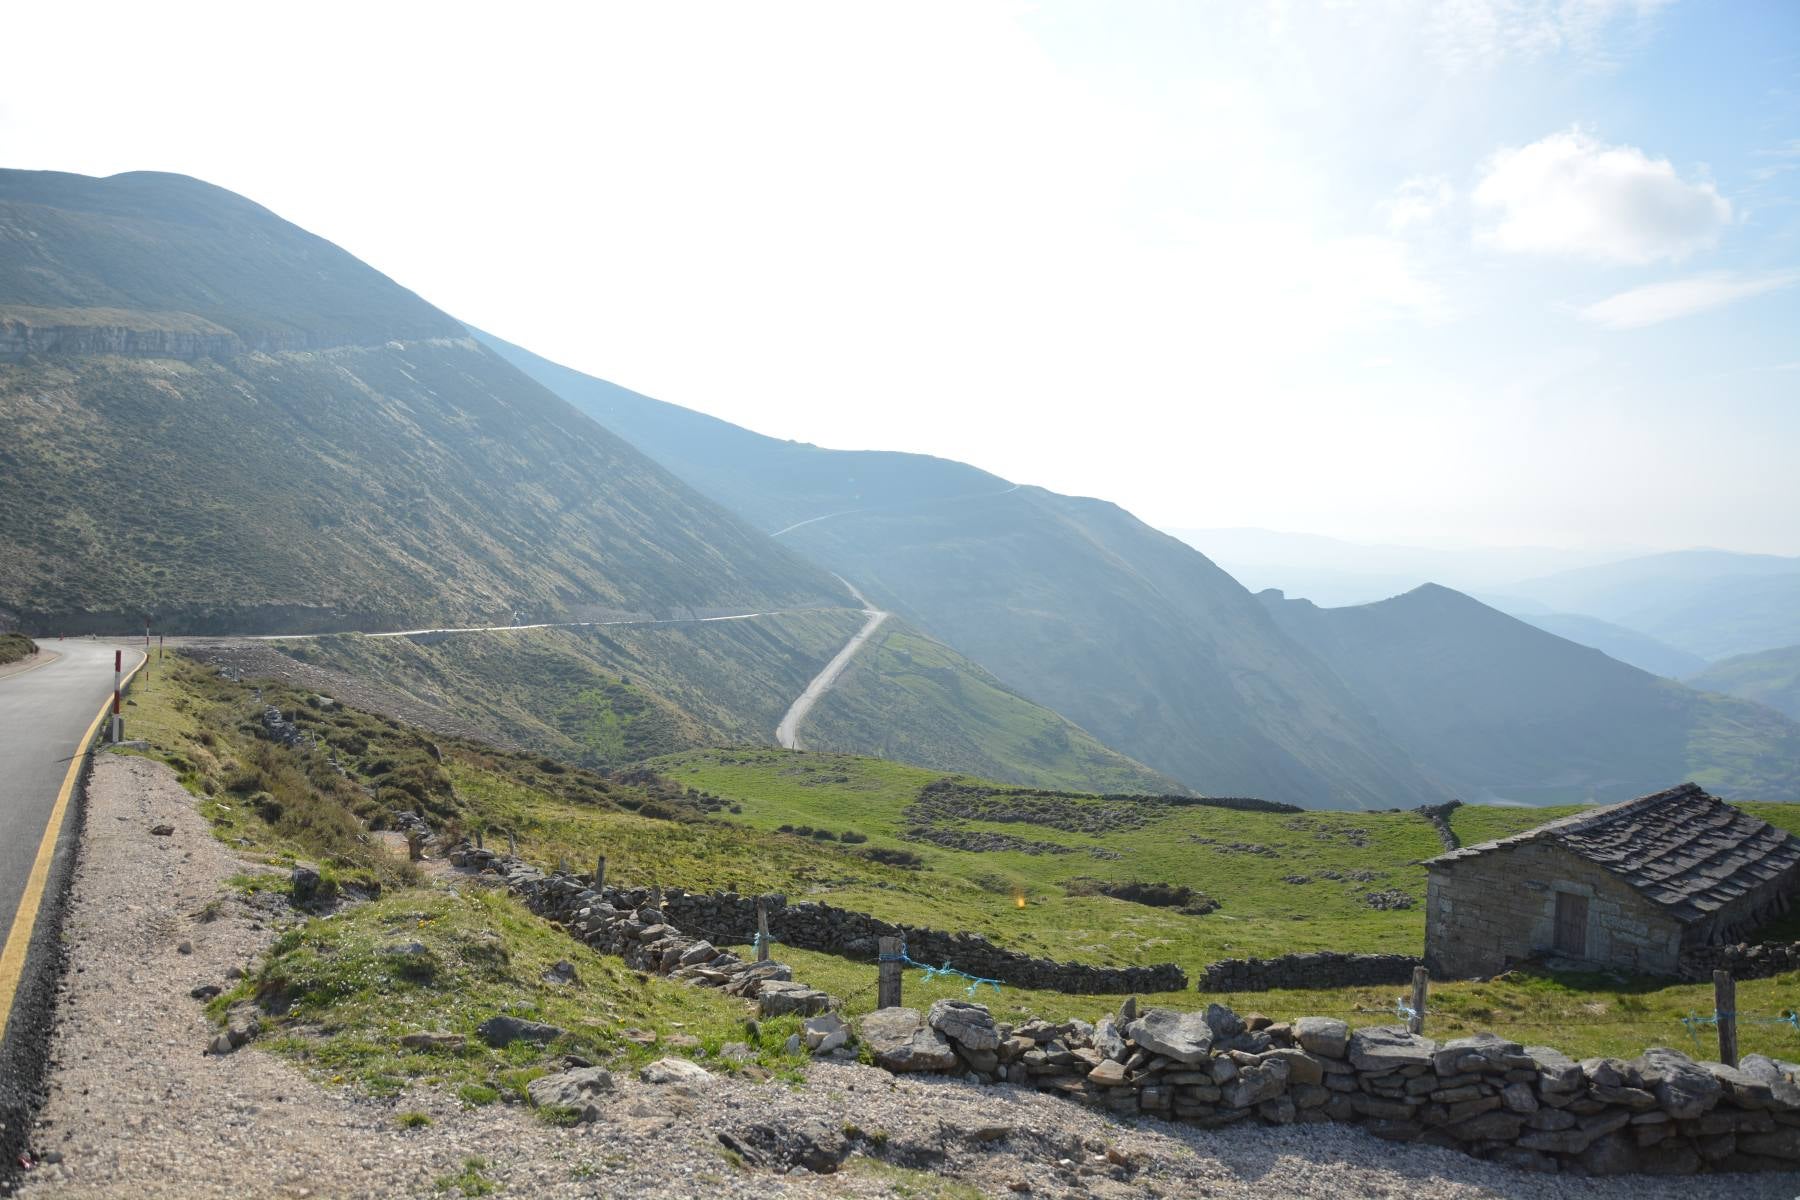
[
  {"x1": 1575, "y1": 271, "x2": 1800, "y2": 329},
  {"x1": 1383, "y1": 176, "x2": 1454, "y2": 230},
  {"x1": 1473, "y1": 129, "x2": 1731, "y2": 264}
]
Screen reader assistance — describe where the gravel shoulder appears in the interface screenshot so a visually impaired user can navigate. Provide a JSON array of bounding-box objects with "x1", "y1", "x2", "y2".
[{"x1": 17, "y1": 754, "x2": 1796, "y2": 1199}]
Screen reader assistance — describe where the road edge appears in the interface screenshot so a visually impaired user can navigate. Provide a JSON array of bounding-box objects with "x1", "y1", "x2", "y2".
[{"x1": 0, "y1": 653, "x2": 141, "y2": 1193}]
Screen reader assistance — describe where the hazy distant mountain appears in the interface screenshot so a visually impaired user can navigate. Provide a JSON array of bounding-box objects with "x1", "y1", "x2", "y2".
[
  {"x1": 1512, "y1": 613, "x2": 1708, "y2": 679},
  {"x1": 1505, "y1": 550, "x2": 1800, "y2": 661},
  {"x1": 0, "y1": 170, "x2": 849, "y2": 632},
  {"x1": 1260, "y1": 584, "x2": 1800, "y2": 804},
  {"x1": 482, "y1": 331, "x2": 1447, "y2": 809},
  {"x1": 1688, "y1": 645, "x2": 1800, "y2": 723},
  {"x1": 1170, "y1": 527, "x2": 1631, "y2": 608}
]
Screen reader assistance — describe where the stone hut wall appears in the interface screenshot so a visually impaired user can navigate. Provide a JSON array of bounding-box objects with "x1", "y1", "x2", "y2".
[
  {"x1": 1427, "y1": 841, "x2": 1684, "y2": 978},
  {"x1": 1681, "y1": 866, "x2": 1800, "y2": 951},
  {"x1": 487, "y1": 852, "x2": 1800, "y2": 1178}
]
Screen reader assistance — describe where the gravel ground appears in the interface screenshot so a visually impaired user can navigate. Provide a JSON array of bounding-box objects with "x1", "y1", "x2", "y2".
[{"x1": 17, "y1": 754, "x2": 1799, "y2": 1199}]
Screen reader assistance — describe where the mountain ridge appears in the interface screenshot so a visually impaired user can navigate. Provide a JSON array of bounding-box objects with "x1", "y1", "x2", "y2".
[
  {"x1": 479, "y1": 330, "x2": 1449, "y2": 809},
  {"x1": 1260, "y1": 583, "x2": 1800, "y2": 803}
]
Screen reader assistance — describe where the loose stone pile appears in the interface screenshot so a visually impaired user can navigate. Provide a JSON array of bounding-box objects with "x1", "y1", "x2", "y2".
[
  {"x1": 1196, "y1": 952, "x2": 1423, "y2": 993},
  {"x1": 464, "y1": 852, "x2": 1800, "y2": 1176},
  {"x1": 467, "y1": 856, "x2": 835, "y2": 1018}
]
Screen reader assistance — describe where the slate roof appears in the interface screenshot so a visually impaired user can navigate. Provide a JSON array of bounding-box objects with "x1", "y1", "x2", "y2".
[{"x1": 1424, "y1": 783, "x2": 1800, "y2": 924}]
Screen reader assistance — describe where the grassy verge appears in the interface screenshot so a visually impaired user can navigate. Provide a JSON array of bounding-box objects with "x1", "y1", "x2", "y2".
[
  {"x1": 0, "y1": 632, "x2": 36, "y2": 665},
  {"x1": 218, "y1": 887, "x2": 806, "y2": 1100}
]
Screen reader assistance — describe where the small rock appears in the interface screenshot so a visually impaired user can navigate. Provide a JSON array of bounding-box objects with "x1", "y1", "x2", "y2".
[
  {"x1": 176, "y1": 941, "x2": 193, "y2": 955},
  {"x1": 149, "y1": 824, "x2": 175, "y2": 837},
  {"x1": 540, "y1": 960, "x2": 579, "y2": 986},
  {"x1": 398, "y1": 1031, "x2": 466, "y2": 1052},
  {"x1": 526, "y1": 1066, "x2": 613, "y2": 1120},
  {"x1": 804, "y1": 1012, "x2": 850, "y2": 1055},
  {"x1": 640, "y1": 1057, "x2": 713, "y2": 1086},
  {"x1": 475, "y1": 1015, "x2": 566, "y2": 1047},
  {"x1": 189, "y1": 984, "x2": 221, "y2": 1000}
]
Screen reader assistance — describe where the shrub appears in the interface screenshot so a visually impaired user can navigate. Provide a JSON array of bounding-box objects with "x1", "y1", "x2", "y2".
[
  {"x1": 861, "y1": 847, "x2": 923, "y2": 868},
  {"x1": 839, "y1": 830, "x2": 868, "y2": 844}
]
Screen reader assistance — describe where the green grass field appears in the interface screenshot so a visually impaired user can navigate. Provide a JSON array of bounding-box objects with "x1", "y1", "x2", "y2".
[{"x1": 123, "y1": 655, "x2": 1800, "y2": 1076}]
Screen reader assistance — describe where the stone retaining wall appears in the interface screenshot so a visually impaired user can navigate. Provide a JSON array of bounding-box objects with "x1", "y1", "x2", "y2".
[
  {"x1": 476, "y1": 852, "x2": 1800, "y2": 1177},
  {"x1": 1197, "y1": 952, "x2": 1422, "y2": 992}
]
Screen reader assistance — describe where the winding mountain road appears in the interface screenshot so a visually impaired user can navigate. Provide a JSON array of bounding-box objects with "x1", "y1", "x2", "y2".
[{"x1": 775, "y1": 579, "x2": 889, "y2": 750}]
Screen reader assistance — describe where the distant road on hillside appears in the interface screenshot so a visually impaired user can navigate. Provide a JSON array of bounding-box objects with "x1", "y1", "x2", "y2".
[
  {"x1": 0, "y1": 639, "x2": 143, "y2": 1038},
  {"x1": 776, "y1": 579, "x2": 890, "y2": 750},
  {"x1": 769, "y1": 483, "x2": 1023, "y2": 539}
]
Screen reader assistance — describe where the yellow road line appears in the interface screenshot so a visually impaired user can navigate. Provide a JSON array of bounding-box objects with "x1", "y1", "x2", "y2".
[{"x1": 0, "y1": 651, "x2": 144, "y2": 1037}]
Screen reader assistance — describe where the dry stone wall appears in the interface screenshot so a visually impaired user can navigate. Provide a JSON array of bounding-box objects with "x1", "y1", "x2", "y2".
[
  {"x1": 640, "y1": 886, "x2": 1187, "y2": 994},
  {"x1": 1681, "y1": 941, "x2": 1800, "y2": 983},
  {"x1": 470, "y1": 851, "x2": 1800, "y2": 1178},
  {"x1": 1197, "y1": 952, "x2": 1421, "y2": 993}
]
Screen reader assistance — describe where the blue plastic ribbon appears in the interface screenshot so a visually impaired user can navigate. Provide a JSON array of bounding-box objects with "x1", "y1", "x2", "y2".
[{"x1": 889, "y1": 941, "x2": 1002, "y2": 996}]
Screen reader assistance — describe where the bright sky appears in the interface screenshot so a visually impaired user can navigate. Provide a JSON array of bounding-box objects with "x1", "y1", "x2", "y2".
[{"x1": 5, "y1": 1, "x2": 1798, "y2": 553}]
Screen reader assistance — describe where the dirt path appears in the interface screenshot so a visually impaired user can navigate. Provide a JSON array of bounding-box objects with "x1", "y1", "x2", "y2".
[
  {"x1": 18, "y1": 755, "x2": 1791, "y2": 1198},
  {"x1": 775, "y1": 579, "x2": 889, "y2": 750}
]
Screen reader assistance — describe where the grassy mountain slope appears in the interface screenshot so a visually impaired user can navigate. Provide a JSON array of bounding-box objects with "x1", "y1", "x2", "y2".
[
  {"x1": 804, "y1": 621, "x2": 1182, "y2": 793},
  {"x1": 1262, "y1": 584, "x2": 1800, "y2": 804},
  {"x1": 1689, "y1": 645, "x2": 1800, "y2": 722},
  {"x1": 272, "y1": 614, "x2": 862, "y2": 766},
  {"x1": 479, "y1": 333, "x2": 1445, "y2": 809},
  {"x1": 255, "y1": 610, "x2": 1176, "y2": 792},
  {"x1": 0, "y1": 170, "x2": 849, "y2": 631},
  {"x1": 1513, "y1": 612, "x2": 1707, "y2": 678},
  {"x1": 477, "y1": 329, "x2": 1005, "y2": 533},
  {"x1": 1507, "y1": 549, "x2": 1800, "y2": 661}
]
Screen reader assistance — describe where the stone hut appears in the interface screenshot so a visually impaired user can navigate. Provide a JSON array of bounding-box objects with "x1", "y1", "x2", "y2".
[{"x1": 1424, "y1": 782, "x2": 1800, "y2": 978}]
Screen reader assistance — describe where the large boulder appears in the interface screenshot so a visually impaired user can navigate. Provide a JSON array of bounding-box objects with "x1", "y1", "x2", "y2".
[
  {"x1": 861, "y1": 1007, "x2": 959, "y2": 1072},
  {"x1": 1125, "y1": 1008, "x2": 1214, "y2": 1065},
  {"x1": 526, "y1": 1067, "x2": 614, "y2": 1121},
  {"x1": 1348, "y1": 1026, "x2": 1437, "y2": 1074},
  {"x1": 927, "y1": 999, "x2": 1000, "y2": 1051}
]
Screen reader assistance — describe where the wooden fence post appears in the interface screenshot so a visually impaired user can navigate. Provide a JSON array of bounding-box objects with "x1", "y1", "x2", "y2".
[
  {"x1": 506, "y1": 829, "x2": 516, "y2": 857},
  {"x1": 594, "y1": 855, "x2": 606, "y2": 892},
  {"x1": 878, "y1": 936, "x2": 903, "y2": 1009},
  {"x1": 558, "y1": 855, "x2": 569, "y2": 876},
  {"x1": 1715, "y1": 970, "x2": 1738, "y2": 1067},
  {"x1": 756, "y1": 897, "x2": 771, "y2": 962},
  {"x1": 1409, "y1": 966, "x2": 1429, "y2": 1036},
  {"x1": 475, "y1": 828, "x2": 483, "y2": 850},
  {"x1": 650, "y1": 885, "x2": 663, "y2": 912}
]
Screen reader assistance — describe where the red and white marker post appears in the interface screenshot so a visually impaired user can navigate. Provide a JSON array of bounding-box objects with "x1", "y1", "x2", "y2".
[{"x1": 111, "y1": 649, "x2": 123, "y2": 743}]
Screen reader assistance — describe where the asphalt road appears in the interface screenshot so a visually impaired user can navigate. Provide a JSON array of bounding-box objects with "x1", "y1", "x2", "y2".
[
  {"x1": 774, "y1": 577, "x2": 890, "y2": 751},
  {"x1": 0, "y1": 639, "x2": 142, "y2": 1031}
]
